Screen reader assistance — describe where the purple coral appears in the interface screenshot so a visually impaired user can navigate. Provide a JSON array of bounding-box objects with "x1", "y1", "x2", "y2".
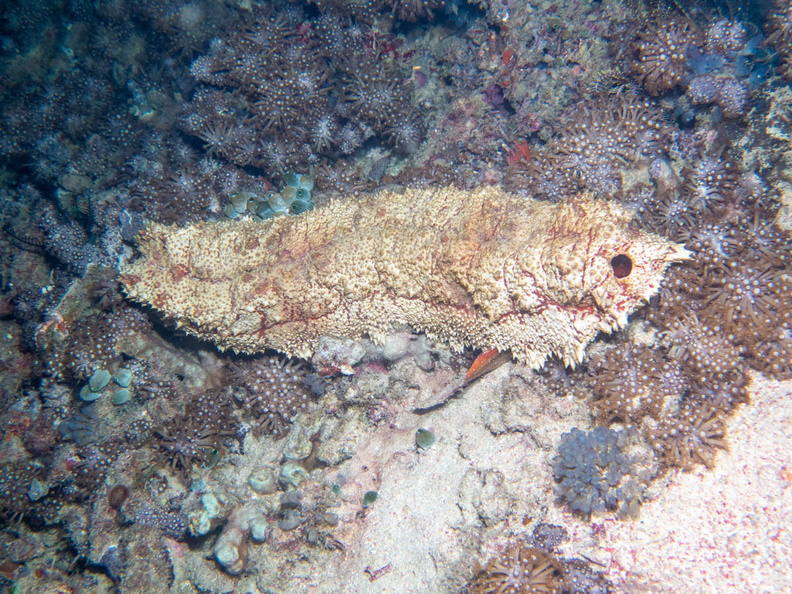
[
  {"x1": 687, "y1": 75, "x2": 749, "y2": 118},
  {"x1": 552, "y1": 427, "x2": 648, "y2": 518}
]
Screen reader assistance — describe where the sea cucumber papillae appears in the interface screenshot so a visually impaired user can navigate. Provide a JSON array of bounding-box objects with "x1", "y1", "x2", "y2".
[{"x1": 120, "y1": 186, "x2": 689, "y2": 368}]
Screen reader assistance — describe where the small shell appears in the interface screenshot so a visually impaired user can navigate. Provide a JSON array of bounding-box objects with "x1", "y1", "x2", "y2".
[
  {"x1": 223, "y1": 204, "x2": 240, "y2": 219},
  {"x1": 415, "y1": 428, "x2": 436, "y2": 449},
  {"x1": 229, "y1": 192, "x2": 252, "y2": 214},
  {"x1": 295, "y1": 187, "x2": 311, "y2": 202},
  {"x1": 297, "y1": 174, "x2": 314, "y2": 191},
  {"x1": 255, "y1": 202, "x2": 275, "y2": 220},
  {"x1": 111, "y1": 388, "x2": 131, "y2": 405},
  {"x1": 79, "y1": 385, "x2": 102, "y2": 402},
  {"x1": 267, "y1": 191, "x2": 289, "y2": 214},
  {"x1": 114, "y1": 368, "x2": 133, "y2": 388},
  {"x1": 290, "y1": 198, "x2": 313, "y2": 215},
  {"x1": 279, "y1": 186, "x2": 297, "y2": 206},
  {"x1": 88, "y1": 369, "x2": 112, "y2": 392},
  {"x1": 246, "y1": 195, "x2": 261, "y2": 215}
]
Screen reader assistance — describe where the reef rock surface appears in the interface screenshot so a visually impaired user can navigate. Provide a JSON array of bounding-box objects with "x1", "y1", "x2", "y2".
[{"x1": 120, "y1": 186, "x2": 688, "y2": 367}]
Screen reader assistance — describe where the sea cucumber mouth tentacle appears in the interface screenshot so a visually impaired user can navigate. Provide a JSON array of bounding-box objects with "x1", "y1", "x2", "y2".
[{"x1": 121, "y1": 186, "x2": 688, "y2": 369}]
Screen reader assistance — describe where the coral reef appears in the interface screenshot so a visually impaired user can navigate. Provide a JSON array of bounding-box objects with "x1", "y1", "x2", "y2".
[
  {"x1": 0, "y1": 0, "x2": 790, "y2": 591},
  {"x1": 153, "y1": 392, "x2": 238, "y2": 483},
  {"x1": 648, "y1": 401, "x2": 727, "y2": 469},
  {"x1": 629, "y1": 18, "x2": 701, "y2": 96},
  {"x1": 590, "y1": 344, "x2": 687, "y2": 426},
  {"x1": 468, "y1": 522, "x2": 613, "y2": 593},
  {"x1": 504, "y1": 95, "x2": 670, "y2": 200},
  {"x1": 230, "y1": 356, "x2": 316, "y2": 435},
  {"x1": 180, "y1": 4, "x2": 424, "y2": 174},
  {"x1": 621, "y1": 12, "x2": 769, "y2": 119}
]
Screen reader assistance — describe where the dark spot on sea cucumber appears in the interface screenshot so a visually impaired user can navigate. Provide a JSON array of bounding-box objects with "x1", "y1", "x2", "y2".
[{"x1": 611, "y1": 254, "x2": 633, "y2": 279}]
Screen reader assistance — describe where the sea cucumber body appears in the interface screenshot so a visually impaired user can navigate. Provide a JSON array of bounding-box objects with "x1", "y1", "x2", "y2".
[{"x1": 120, "y1": 186, "x2": 688, "y2": 368}]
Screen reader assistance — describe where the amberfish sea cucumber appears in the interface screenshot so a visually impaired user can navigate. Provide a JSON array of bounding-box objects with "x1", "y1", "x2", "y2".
[{"x1": 120, "y1": 186, "x2": 689, "y2": 368}]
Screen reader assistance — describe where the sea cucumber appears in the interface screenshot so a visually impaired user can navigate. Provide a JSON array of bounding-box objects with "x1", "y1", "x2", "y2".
[{"x1": 120, "y1": 186, "x2": 689, "y2": 368}]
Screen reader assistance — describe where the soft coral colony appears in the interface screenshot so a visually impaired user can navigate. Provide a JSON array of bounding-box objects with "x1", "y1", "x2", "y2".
[{"x1": 0, "y1": 0, "x2": 790, "y2": 591}]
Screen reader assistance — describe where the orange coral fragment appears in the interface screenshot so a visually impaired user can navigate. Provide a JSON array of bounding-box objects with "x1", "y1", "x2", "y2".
[{"x1": 508, "y1": 139, "x2": 531, "y2": 165}]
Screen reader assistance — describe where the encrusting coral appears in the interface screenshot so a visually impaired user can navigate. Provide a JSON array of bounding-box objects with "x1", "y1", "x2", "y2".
[{"x1": 121, "y1": 186, "x2": 689, "y2": 369}]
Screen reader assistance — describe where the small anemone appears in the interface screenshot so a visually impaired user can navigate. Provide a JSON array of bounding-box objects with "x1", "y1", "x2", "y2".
[
  {"x1": 153, "y1": 393, "x2": 237, "y2": 482},
  {"x1": 230, "y1": 356, "x2": 314, "y2": 436},
  {"x1": 683, "y1": 222, "x2": 741, "y2": 269},
  {"x1": 650, "y1": 401, "x2": 727, "y2": 469},
  {"x1": 470, "y1": 546, "x2": 566, "y2": 594},
  {"x1": 750, "y1": 326, "x2": 792, "y2": 380},
  {"x1": 682, "y1": 155, "x2": 737, "y2": 215},
  {"x1": 661, "y1": 313, "x2": 744, "y2": 380},
  {"x1": 704, "y1": 263, "x2": 785, "y2": 333},
  {"x1": 629, "y1": 18, "x2": 702, "y2": 95},
  {"x1": 591, "y1": 344, "x2": 688, "y2": 425},
  {"x1": 645, "y1": 191, "x2": 699, "y2": 241}
]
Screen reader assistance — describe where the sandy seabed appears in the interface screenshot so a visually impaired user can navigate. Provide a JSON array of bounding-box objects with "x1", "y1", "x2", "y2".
[{"x1": 559, "y1": 373, "x2": 792, "y2": 594}]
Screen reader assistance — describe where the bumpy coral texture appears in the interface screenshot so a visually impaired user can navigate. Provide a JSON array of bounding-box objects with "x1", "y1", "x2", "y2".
[{"x1": 121, "y1": 186, "x2": 688, "y2": 368}]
